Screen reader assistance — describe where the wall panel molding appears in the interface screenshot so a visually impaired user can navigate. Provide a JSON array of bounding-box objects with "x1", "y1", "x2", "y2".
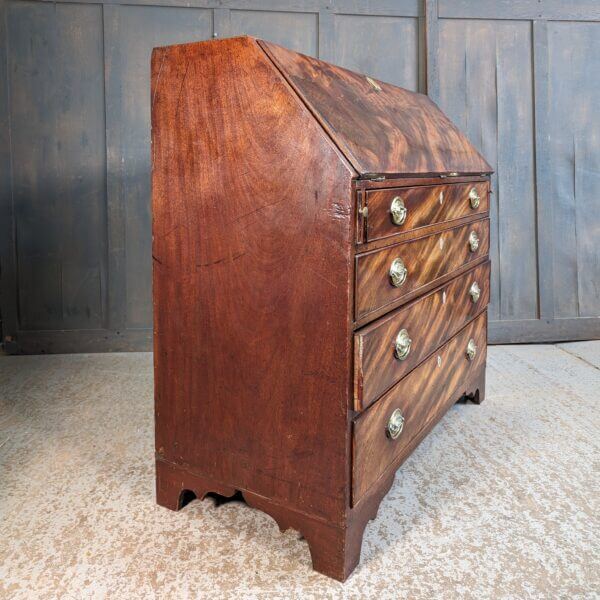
[
  {"x1": 532, "y1": 19, "x2": 555, "y2": 321},
  {"x1": 0, "y1": 0, "x2": 19, "y2": 343},
  {"x1": 439, "y1": 0, "x2": 600, "y2": 21},
  {"x1": 489, "y1": 318, "x2": 600, "y2": 345}
]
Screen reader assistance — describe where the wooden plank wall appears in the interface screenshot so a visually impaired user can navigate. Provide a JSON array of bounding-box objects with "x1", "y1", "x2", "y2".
[
  {"x1": 435, "y1": 0, "x2": 600, "y2": 343},
  {"x1": 0, "y1": 0, "x2": 598, "y2": 352}
]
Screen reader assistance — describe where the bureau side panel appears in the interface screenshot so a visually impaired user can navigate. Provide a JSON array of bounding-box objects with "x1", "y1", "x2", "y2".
[{"x1": 151, "y1": 37, "x2": 355, "y2": 524}]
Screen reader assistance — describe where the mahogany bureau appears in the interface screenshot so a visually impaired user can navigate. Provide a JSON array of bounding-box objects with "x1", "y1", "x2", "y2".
[{"x1": 151, "y1": 36, "x2": 492, "y2": 581}]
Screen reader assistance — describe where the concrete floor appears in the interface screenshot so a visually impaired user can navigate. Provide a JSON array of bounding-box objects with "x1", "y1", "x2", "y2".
[{"x1": 0, "y1": 343, "x2": 598, "y2": 599}]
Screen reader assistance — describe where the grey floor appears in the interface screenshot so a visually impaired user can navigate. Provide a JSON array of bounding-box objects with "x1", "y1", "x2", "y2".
[{"x1": 1, "y1": 342, "x2": 599, "y2": 599}]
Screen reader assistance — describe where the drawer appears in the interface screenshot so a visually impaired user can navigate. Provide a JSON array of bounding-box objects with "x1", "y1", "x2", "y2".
[
  {"x1": 365, "y1": 182, "x2": 488, "y2": 243},
  {"x1": 352, "y1": 311, "x2": 487, "y2": 505},
  {"x1": 354, "y1": 261, "x2": 490, "y2": 411},
  {"x1": 355, "y1": 218, "x2": 489, "y2": 321}
]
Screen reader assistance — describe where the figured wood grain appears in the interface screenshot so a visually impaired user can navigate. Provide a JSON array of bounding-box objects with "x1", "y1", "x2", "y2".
[
  {"x1": 355, "y1": 261, "x2": 490, "y2": 410},
  {"x1": 366, "y1": 181, "x2": 488, "y2": 243},
  {"x1": 353, "y1": 311, "x2": 488, "y2": 504},
  {"x1": 152, "y1": 35, "x2": 493, "y2": 581},
  {"x1": 355, "y1": 218, "x2": 490, "y2": 319},
  {"x1": 358, "y1": 212, "x2": 490, "y2": 255},
  {"x1": 354, "y1": 177, "x2": 490, "y2": 251},
  {"x1": 260, "y1": 39, "x2": 492, "y2": 177},
  {"x1": 152, "y1": 36, "x2": 355, "y2": 526}
]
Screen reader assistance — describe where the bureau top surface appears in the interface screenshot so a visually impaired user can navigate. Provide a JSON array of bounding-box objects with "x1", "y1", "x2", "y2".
[
  {"x1": 154, "y1": 36, "x2": 491, "y2": 179},
  {"x1": 260, "y1": 40, "x2": 492, "y2": 178}
]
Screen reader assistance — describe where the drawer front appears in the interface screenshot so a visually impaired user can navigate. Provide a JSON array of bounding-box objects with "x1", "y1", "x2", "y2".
[
  {"x1": 352, "y1": 311, "x2": 487, "y2": 505},
  {"x1": 355, "y1": 218, "x2": 489, "y2": 320},
  {"x1": 365, "y1": 182, "x2": 488, "y2": 242},
  {"x1": 354, "y1": 261, "x2": 490, "y2": 411}
]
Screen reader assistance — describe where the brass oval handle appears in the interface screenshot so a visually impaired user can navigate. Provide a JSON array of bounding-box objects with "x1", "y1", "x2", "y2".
[
  {"x1": 468, "y1": 230, "x2": 480, "y2": 252},
  {"x1": 469, "y1": 281, "x2": 481, "y2": 303},
  {"x1": 466, "y1": 338, "x2": 477, "y2": 361},
  {"x1": 394, "y1": 329, "x2": 412, "y2": 360},
  {"x1": 389, "y1": 258, "x2": 408, "y2": 287},
  {"x1": 386, "y1": 408, "x2": 405, "y2": 440},
  {"x1": 469, "y1": 187, "x2": 481, "y2": 209},
  {"x1": 390, "y1": 196, "x2": 407, "y2": 225}
]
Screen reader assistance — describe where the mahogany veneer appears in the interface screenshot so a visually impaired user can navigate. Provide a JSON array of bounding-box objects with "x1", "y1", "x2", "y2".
[
  {"x1": 355, "y1": 219, "x2": 490, "y2": 320},
  {"x1": 353, "y1": 312, "x2": 488, "y2": 503},
  {"x1": 354, "y1": 261, "x2": 491, "y2": 410},
  {"x1": 365, "y1": 182, "x2": 489, "y2": 243},
  {"x1": 152, "y1": 36, "x2": 492, "y2": 581}
]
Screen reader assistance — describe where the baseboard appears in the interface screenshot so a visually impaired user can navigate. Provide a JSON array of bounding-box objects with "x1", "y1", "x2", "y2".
[
  {"x1": 4, "y1": 317, "x2": 599, "y2": 354},
  {"x1": 489, "y1": 317, "x2": 600, "y2": 344},
  {"x1": 4, "y1": 328, "x2": 153, "y2": 354}
]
